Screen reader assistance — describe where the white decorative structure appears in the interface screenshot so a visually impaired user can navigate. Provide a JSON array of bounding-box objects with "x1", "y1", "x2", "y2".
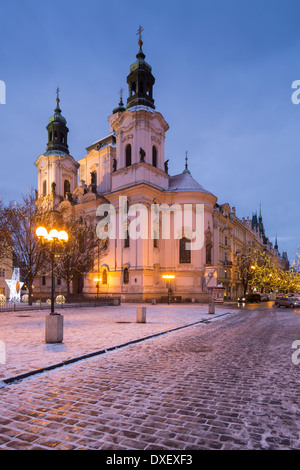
[{"x1": 5, "y1": 268, "x2": 24, "y2": 303}]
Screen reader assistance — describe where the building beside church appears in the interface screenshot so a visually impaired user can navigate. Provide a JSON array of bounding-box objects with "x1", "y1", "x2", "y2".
[{"x1": 33, "y1": 33, "x2": 288, "y2": 302}]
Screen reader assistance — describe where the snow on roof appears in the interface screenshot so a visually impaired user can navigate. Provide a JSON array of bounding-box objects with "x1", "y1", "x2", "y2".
[{"x1": 167, "y1": 171, "x2": 213, "y2": 194}]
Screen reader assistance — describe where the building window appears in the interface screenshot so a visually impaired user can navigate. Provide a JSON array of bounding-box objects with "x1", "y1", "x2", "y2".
[
  {"x1": 153, "y1": 229, "x2": 158, "y2": 248},
  {"x1": 0, "y1": 269, "x2": 5, "y2": 277},
  {"x1": 42, "y1": 275, "x2": 46, "y2": 286},
  {"x1": 64, "y1": 179, "x2": 70, "y2": 196},
  {"x1": 42, "y1": 180, "x2": 47, "y2": 197},
  {"x1": 102, "y1": 269, "x2": 107, "y2": 285},
  {"x1": 152, "y1": 146, "x2": 157, "y2": 167},
  {"x1": 57, "y1": 277, "x2": 61, "y2": 286},
  {"x1": 125, "y1": 144, "x2": 132, "y2": 167},
  {"x1": 179, "y1": 237, "x2": 191, "y2": 264},
  {"x1": 124, "y1": 229, "x2": 130, "y2": 248},
  {"x1": 123, "y1": 267, "x2": 129, "y2": 284}
]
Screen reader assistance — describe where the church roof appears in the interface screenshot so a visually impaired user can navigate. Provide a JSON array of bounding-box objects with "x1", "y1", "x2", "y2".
[{"x1": 167, "y1": 171, "x2": 213, "y2": 195}]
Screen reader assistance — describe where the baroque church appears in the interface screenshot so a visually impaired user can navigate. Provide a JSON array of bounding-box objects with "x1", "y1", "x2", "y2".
[{"x1": 34, "y1": 31, "x2": 288, "y2": 302}]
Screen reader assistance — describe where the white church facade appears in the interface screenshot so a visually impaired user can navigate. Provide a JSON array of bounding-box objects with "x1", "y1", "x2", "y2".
[{"x1": 34, "y1": 33, "x2": 288, "y2": 303}]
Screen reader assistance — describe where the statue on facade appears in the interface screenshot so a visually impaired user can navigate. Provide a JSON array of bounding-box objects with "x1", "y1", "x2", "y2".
[
  {"x1": 51, "y1": 182, "x2": 56, "y2": 196},
  {"x1": 140, "y1": 147, "x2": 146, "y2": 162}
]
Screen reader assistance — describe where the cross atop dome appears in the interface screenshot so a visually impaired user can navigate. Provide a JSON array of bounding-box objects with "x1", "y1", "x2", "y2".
[
  {"x1": 183, "y1": 151, "x2": 191, "y2": 174},
  {"x1": 137, "y1": 25, "x2": 144, "y2": 47}
]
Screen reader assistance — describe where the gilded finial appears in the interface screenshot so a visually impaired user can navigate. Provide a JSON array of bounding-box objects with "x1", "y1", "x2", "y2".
[{"x1": 183, "y1": 151, "x2": 191, "y2": 174}]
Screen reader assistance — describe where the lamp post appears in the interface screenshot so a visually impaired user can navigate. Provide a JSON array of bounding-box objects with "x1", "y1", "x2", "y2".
[
  {"x1": 36, "y1": 226, "x2": 68, "y2": 344},
  {"x1": 94, "y1": 276, "x2": 102, "y2": 300},
  {"x1": 162, "y1": 274, "x2": 175, "y2": 305},
  {"x1": 36, "y1": 226, "x2": 68, "y2": 314}
]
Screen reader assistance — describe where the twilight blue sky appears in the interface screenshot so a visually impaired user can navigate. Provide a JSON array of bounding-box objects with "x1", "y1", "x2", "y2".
[{"x1": 0, "y1": 0, "x2": 299, "y2": 261}]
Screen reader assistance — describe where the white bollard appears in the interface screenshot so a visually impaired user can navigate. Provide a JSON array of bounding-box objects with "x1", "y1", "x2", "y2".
[
  {"x1": 0, "y1": 341, "x2": 5, "y2": 364},
  {"x1": 45, "y1": 314, "x2": 64, "y2": 343}
]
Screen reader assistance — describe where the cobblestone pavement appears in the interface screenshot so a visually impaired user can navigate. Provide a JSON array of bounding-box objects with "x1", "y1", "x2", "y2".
[
  {"x1": 0, "y1": 307, "x2": 299, "y2": 450},
  {"x1": 0, "y1": 303, "x2": 232, "y2": 381}
]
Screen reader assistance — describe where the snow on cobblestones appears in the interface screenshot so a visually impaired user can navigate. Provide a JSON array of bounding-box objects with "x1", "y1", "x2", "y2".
[{"x1": 0, "y1": 303, "x2": 235, "y2": 381}]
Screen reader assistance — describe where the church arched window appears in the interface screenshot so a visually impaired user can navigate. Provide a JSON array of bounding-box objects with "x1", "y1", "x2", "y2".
[
  {"x1": 179, "y1": 237, "x2": 191, "y2": 264},
  {"x1": 152, "y1": 146, "x2": 157, "y2": 167},
  {"x1": 125, "y1": 144, "x2": 132, "y2": 167},
  {"x1": 123, "y1": 267, "x2": 129, "y2": 284},
  {"x1": 64, "y1": 180, "x2": 70, "y2": 196},
  {"x1": 42, "y1": 180, "x2": 47, "y2": 197},
  {"x1": 102, "y1": 268, "x2": 108, "y2": 285},
  {"x1": 124, "y1": 227, "x2": 130, "y2": 248}
]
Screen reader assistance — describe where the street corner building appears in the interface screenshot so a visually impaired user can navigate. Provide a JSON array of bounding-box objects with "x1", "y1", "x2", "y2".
[{"x1": 33, "y1": 33, "x2": 289, "y2": 303}]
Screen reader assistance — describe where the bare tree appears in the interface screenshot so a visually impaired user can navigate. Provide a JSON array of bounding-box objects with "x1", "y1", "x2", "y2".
[
  {"x1": 2, "y1": 190, "x2": 48, "y2": 305},
  {"x1": 54, "y1": 214, "x2": 108, "y2": 298}
]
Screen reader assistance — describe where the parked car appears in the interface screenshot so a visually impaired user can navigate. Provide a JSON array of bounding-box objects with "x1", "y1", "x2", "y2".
[
  {"x1": 238, "y1": 293, "x2": 261, "y2": 303},
  {"x1": 275, "y1": 297, "x2": 300, "y2": 308},
  {"x1": 260, "y1": 293, "x2": 269, "y2": 302}
]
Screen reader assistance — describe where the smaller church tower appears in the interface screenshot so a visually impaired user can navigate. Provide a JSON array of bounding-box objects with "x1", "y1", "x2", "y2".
[
  {"x1": 126, "y1": 25, "x2": 156, "y2": 111},
  {"x1": 46, "y1": 88, "x2": 69, "y2": 154},
  {"x1": 35, "y1": 89, "x2": 79, "y2": 203}
]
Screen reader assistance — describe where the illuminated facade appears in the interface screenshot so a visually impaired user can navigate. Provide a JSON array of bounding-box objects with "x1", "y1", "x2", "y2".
[{"x1": 34, "y1": 35, "x2": 288, "y2": 302}]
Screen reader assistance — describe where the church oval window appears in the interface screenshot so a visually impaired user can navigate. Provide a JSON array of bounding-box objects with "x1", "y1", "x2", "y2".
[{"x1": 125, "y1": 144, "x2": 132, "y2": 167}]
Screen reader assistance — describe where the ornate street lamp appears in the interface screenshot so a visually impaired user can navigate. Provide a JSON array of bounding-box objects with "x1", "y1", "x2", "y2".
[
  {"x1": 36, "y1": 226, "x2": 68, "y2": 314},
  {"x1": 162, "y1": 274, "x2": 175, "y2": 305}
]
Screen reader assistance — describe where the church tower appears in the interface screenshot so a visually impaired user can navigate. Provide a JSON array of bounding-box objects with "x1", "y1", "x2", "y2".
[
  {"x1": 108, "y1": 27, "x2": 169, "y2": 193},
  {"x1": 35, "y1": 89, "x2": 79, "y2": 203}
]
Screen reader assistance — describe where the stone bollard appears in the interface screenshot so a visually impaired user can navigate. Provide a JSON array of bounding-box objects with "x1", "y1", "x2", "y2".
[
  {"x1": 45, "y1": 314, "x2": 64, "y2": 343},
  {"x1": 137, "y1": 307, "x2": 147, "y2": 323},
  {"x1": 208, "y1": 302, "x2": 215, "y2": 314}
]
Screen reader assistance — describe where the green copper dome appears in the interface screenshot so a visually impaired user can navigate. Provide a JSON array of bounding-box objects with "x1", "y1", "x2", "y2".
[{"x1": 49, "y1": 103, "x2": 67, "y2": 125}]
